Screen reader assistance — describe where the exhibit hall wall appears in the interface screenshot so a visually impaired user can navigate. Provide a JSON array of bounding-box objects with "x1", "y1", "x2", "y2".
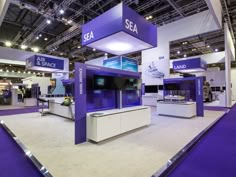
[{"x1": 142, "y1": 10, "x2": 221, "y2": 85}]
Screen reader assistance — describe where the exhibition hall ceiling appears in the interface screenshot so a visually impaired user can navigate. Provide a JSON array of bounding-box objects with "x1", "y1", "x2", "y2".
[{"x1": 0, "y1": 0, "x2": 235, "y2": 66}]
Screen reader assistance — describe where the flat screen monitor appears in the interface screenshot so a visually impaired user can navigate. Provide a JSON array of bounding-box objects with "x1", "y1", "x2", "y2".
[
  {"x1": 124, "y1": 78, "x2": 141, "y2": 90},
  {"x1": 93, "y1": 75, "x2": 113, "y2": 90},
  {"x1": 223, "y1": 86, "x2": 226, "y2": 91},
  {"x1": 165, "y1": 83, "x2": 180, "y2": 90},
  {"x1": 158, "y1": 85, "x2": 163, "y2": 90},
  {"x1": 145, "y1": 85, "x2": 158, "y2": 93},
  {"x1": 215, "y1": 87, "x2": 221, "y2": 91}
]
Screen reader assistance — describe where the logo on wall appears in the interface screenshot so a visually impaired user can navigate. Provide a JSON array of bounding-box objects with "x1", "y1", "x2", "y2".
[{"x1": 145, "y1": 61, "x2": 165, "y2": 78}]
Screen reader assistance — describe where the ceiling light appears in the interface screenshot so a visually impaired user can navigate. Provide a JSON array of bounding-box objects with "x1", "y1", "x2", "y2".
[
  {"x1": 32, "y1": 47, "x2": 39, "y2": 53},
  {"x1": 104, "y1": 53, "x2": 108, "y2": 56},
  {"x1": 149, "y1": 15, "x2": 153, "y2": 19},
  {"x1": 145, "y1": 17, "x2": 149, "y2": 20},
  {"x1": 28, "y1": 71, "x2": 31, "y2": 74},
  {"x1": 67, "y1": 20, "x2": 72, "y2": 24},
  {"x1": 70, "y1": 62, "x2": 72, "y2": 65},
  {"x1": 60, "y1": 53, "x2": 64, "y2": 56},
  {"x1": 177, "y1": 51, "x2": 180, "y2": 54},
  {"x1": 44, "y1": 38, "x2": 48, "y2": 41},
  {"x1": 5, "y1": 41, "x2": 12, "y2": 47},
  {"x1": 192, "y1": 48, "x2": 197, "y2": 51},
  {"x1": 36, "y1": 36, "x2": 39, "y2": 40},
  {"x1": 0, "y1": 69, "x2": 3, "y2": 72},
  {"x1": 23, "y1": 71, "x2": 26, "y2": 74},
  {"x1": 33, "y1": 72, "x2": 36, "y2": 74},
  {"x1": 93, "y1": 48, "x2": 96, "y2": 51},
  {"x1": 106, "y1": 42, "x2": 132, "y2": 52},
  {"x1": 59, "y1": 9, "x2": 64, "y2": 14},
  {"x1": 39, "y1": 34, "x2": 42, "y2": 37},
  {"x1": 12, "y1": 70, "x2": 15, "y2": 73},
  {"x1": 207, "y1": 45, "x2": 210, "y2": 48},
  {"x1": 184, "y1": 54, "x2": 187, "y2": 58},
  {"x1": 6, "y1": 70, "x2": 9, "y2": 72},
  {"x1": 77, "y1": 45, "x2": 81, "y2": 49},
  {"x1": 18, "y1": 71, "x2": 21, "y2": 73},
  {"x1": 46, "y1": 19, "x2": 51, "y2": 24},
  {"x1": 21, "y1": 45, "x2": 28, "y2": 50},
  {"x1": 215, "y1": 49, "x2": 219, "y2": 52}
]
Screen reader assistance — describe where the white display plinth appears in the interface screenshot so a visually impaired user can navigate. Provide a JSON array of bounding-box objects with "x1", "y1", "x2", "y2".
[
  {"x1": 156, "y1": 101, "x2": 196, "y2": 118},
  {"x1": 87, "y1": 106, "x2": 151, "y2": 142},
  {"x1": 24, "y1": 98, "x2": 37, "y2": 107}
]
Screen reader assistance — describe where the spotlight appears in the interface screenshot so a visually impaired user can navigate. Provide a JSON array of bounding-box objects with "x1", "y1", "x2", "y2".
[
  {"x1": 149, "y1": 15, "x2": 153, "y2": 19},
  {"x1": 32, "y1": 47, "x2": 39, "y2": 53},
  {"x1": 36, "y1": 36, "x2": 39, "y2": 40},
  {"x1": 184, "y1": 54, "x2": 187, "y2": 58},
  {"x1": 177, "y1": 51, "x2": 180, "y2": 54},
  {"x1": 28, "y1": 71, "x2": 31, "y2": 74},
  {"x1": 93, "y1": 48, "x2": 96, "y2": 51},
  {"x1": 77, "y1": 45, "x2": 81, "y2": 49},
  {"x1": 21, "y1": 45, "x2": 28, "y2": 50},
  {"x1": 207, "y1": 45, "x2": 210, "y2": 48},
  {"x1": 215, "y1": 49, "x2": 219, "y2": 52},
  {"x1": 67, "y1": 20, "x2": 72, "y2": 24},
  {"x1": 39, "y1": 34, "x2": 42, "y2": 37},
  {"x1": 5, "y1": 41, "x2": 12, "y2": 47},
  {"x1": 44, "y1": 38, "x2": 48, "y2": 41},
  {"x1": 46, "y1": 19, "x2": 51, "y2": 24},
  {"x1": 59, "y1": 9, "x2": 64, "y2": 14}
]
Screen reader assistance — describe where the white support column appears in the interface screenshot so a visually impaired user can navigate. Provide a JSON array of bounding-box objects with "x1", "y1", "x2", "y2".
[
  {"x1": 224, "y1": 23, "x2": 233, "y2": 107},
  {"x1": 0, "y1": 0, "x2": 11, "y2": 27},
  {"x1": 204, "y1": 0, "x2": 222, "y2": 28}
]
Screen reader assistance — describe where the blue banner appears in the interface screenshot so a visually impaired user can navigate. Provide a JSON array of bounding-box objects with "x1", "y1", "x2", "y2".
[
  {"x1": 103, "y1": 57, "x2": 122, "y2": 69},
  {"x1": 122, "y1": 57, "x2": 138, "y2": 72}
]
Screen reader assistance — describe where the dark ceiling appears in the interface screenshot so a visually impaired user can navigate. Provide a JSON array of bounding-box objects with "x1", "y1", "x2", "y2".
[{"x1": 0, "y1": 0, "x2": 235, "y2": 69}]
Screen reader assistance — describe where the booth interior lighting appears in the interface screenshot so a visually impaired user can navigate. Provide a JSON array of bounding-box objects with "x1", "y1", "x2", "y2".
[
  {"x1": 86, "y1": 31, "x2": 153, "y2": 55},
  {"x1": 5, "y1": 41, "x2": 12, "y2": 47},
  {"x1": 21, "y1": 45, "x2": 28, "y2": 50}
]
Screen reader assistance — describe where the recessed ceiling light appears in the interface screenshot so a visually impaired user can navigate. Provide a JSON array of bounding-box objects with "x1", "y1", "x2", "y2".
[
  {"x1": 59, "y1": 9, "x2": 64, "y2": 14},
  {"x1": 21, "y1": 45, "x2": 28, "y2": 50},
  {"x1": 46, "y1": 19, "x2": 51, "y2": 24},
  {"x1": 5, "y1": 41, "x2": 12, "y2": 47}
]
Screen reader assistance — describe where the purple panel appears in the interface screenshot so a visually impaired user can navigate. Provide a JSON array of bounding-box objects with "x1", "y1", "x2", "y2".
[
  {"x1": 0, "y1": 107, "x2": 39, "y2": 116},
  {"x1": 74, "y1": 63, "x2": 87, "y2": 144},
  {"x1": 122, "y1": 3, "x2": 157, "y2": 47},
  {"x1": 0, "y1": 125, "x2": 44, "y2": 177},
  {"x1": 81, "y1": 3, "x2": 123, "y2": 46},
  {"x1": 87, "y1": 90, "x2": 117, "y2": 112},
  {"x1": 122, "y1": 90, "x2": 141, "y2": 108},
  {"x1": 196, "y1": 77, "x2": 204, "y2": 116},
  {"x1": 173, "y1": 58, "x2": 206, "y2": 71}
]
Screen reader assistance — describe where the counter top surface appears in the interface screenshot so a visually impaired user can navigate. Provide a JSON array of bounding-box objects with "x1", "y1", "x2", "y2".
[
  {"x1": 87, "y1": 106, "x2": 150, "y2": 117},
  {"x1": 157, "y1": 101, "x2": 196, "y2": 105}
]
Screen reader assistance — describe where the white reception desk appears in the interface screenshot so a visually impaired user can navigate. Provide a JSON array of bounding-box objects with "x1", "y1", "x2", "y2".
[
  {"x1": 156, "y1": 101, "x2": 196, "y2": 118},
  {"x1": 87, "y1": 106, "x2": 151, "y2": 142}
]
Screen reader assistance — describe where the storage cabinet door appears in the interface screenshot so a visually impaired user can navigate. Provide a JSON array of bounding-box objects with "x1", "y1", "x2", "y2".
[
  {"x1": 120, "y1": 109, "x2": 150, "y2": 133},
  {"x1": 96, "y1": 114, "x2": 120, "y2": 141}
]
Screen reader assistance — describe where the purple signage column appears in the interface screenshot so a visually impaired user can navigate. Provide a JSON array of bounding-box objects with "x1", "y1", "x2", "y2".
[
  {"x1": 74, "y1": 63, "x2": 87, "y2": 144},
  {"x1": 195, "y1": 77, "x2": 204, "y2": 117}
]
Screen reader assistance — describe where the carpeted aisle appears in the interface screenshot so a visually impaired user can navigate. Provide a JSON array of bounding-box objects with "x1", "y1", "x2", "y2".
[{"x1": 167, "y1": 105, "x2": 236, "y2": 177}]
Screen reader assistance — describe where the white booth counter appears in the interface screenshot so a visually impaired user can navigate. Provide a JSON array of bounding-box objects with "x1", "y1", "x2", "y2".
[
  {"x1": 142, "y1": 93, "x2": 163, "y2": 106},
  {"x1": 87, "y1": 106, "x2": 151, "y2": 142},
  {"x1": 156, "y1": 101, "x2": 196, "y2": 118}
]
